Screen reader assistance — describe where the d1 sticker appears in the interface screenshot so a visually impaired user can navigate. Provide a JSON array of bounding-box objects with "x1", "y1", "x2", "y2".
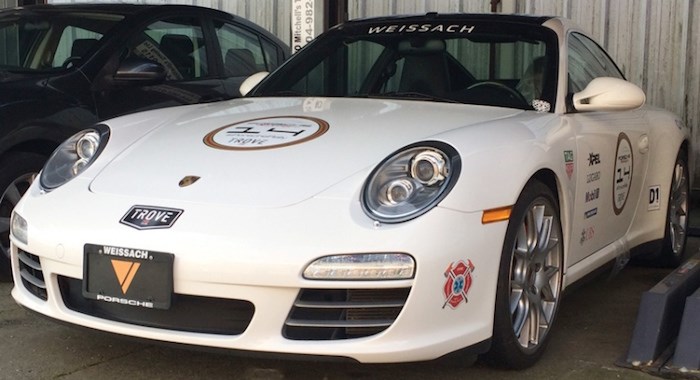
[
  {"x1": 204, "y1": 116, "x2": 329, "y2": 150},
  {"x1": 613, "y1": 133, "x2": 633, "y2": 215},
  {"x1": 443, "y1": 259, "x2": 475, "y2": 309}
]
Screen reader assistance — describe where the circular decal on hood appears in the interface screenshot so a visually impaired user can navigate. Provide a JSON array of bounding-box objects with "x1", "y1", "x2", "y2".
[
  {"x1": 613, "y1": 132, "x2": 633, "y2": 215},
  {"x1": 204, "y1": 116, "x2": 329, "y2": 150}
]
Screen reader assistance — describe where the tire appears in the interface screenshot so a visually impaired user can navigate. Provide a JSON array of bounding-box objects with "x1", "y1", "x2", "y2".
[
  {"x1": 0, "y1": 152, "x2": 47, "y2": 282},
  {"x1": 658, "y1": 151, "x2": 690, "y2": 267},
  {"x1": 631, "y1": 150, "x2": 690, "y2": 268},
  {"x1": 482, "y1": 179, "x2": 564, "y2": 369}
]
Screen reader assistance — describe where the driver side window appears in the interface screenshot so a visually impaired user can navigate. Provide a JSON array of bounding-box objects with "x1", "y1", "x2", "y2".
[{"x1": 568, "y1": 32, "x2": 624, "y2": 93}]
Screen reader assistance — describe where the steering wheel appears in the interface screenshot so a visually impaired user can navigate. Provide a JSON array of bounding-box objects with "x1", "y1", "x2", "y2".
[
  {"x1": 466, "y1": 81, "x2": 529, "y2": 107},
  {"x1": 61, "y1": 56, "x2": 82, "y2": 69}
]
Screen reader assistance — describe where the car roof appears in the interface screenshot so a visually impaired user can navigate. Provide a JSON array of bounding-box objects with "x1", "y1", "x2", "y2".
[{"x1": 2, "y1": 3, "x2": 229, "y2": 18}]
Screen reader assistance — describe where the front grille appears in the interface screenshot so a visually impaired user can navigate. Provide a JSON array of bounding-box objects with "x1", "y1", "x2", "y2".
[
  {"x1": 58, "y1": 276, "x2": 254, "y2": 335},
  {"x1": 284, "y1": 288, "x2": 411, "y2": 340},
  {"x1": 17, "y1": 249, "x2": 47, "y2": 300}
]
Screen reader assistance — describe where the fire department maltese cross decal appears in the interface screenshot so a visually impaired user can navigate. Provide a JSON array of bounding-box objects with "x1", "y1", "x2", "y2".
[{"x1": 443, "y1": 259, "x2": 475, "y2": 309}]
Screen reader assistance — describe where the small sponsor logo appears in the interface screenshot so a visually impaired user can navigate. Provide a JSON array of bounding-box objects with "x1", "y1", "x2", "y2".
[
  {"x1": 587, "y1": 171, "x2": 601, "y2": 183},
  {"x1": 585, "y1": 188, "x2": 600, "y2": 203},
  {"x1": 443, "y1": 260, "x2": 475, "y2": 309},
  {"x1": 588, "y1": 152, "x2": 601, "y2": 166},
  {"x1": 120, "y1": 206, "x2": 183, "y2": 230},
  {"x1": 564, "y1": 150, "x2": 574, "y2": 180},
  {"x1": 584, "y1": 208, "x2": 598, "y2": 219},
  {"x1": 564, "y1": 150, "x2": 574, "y2": 163},
  {"x1": 648, "y1": 185, "x2": 661, "y2": 211},
  {"x1": 580, "y1": 227, "x2": 595, "y2": 245}
]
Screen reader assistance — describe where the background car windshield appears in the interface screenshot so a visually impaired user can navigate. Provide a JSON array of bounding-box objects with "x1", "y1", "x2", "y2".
[
  {"x1": 254, "y1": 22, "x2": 557, "y2": 110},
  {"x1": 0, "y1": 12, "x2": 123, "y2": 72}
]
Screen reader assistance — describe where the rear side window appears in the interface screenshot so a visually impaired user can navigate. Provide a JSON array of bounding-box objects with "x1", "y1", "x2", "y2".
[
  {"x1": 128, "y1": 17, "x2": 208, "y2": 81},
  {"x1": 214, "y1": 21, "x2": 268, "y2": 78}
]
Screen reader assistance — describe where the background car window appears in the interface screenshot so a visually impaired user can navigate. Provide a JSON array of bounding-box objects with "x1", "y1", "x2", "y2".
[
  {"x1": 568, "y1": 32, "x2": 624, "y2": 93},
  {"x1": 214, "y1": 21, "x2": 267, "y2": 77},
  {"x1": 129, "y1": 17, "x2": 207, "y2": 81},
  {"x1": 0, "y1": 13, "x2": 122, "y2": 70},
  {"x1": 51, "y1": 26, "x2": 102, "y2": 68}
]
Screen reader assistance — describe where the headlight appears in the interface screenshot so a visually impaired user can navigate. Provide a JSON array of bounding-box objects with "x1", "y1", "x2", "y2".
[
  {"x1": 362, "y1": 142, "x2": 460, "y2": 223},
  {"x1": 11, "y1": 212, "x2": 28, "y2": 245},
  {"x1": 40, "y1": 125, "x2": 110, "y2": 191}
]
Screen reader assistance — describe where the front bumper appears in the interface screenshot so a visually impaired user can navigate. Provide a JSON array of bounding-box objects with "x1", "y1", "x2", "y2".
[{"x1": 10, "y1": 186, "x2": 507, "y2": 363}]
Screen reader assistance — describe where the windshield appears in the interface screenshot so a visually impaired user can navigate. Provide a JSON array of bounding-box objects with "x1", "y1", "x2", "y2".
[
  {"x1": 254, "y1": 19, "x2": 558, "y2": 110},
  {"x1": 0, "y1": 12, "x2": 123, "y2": 73}
]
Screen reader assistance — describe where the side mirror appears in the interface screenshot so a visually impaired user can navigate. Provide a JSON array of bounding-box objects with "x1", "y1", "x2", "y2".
[
  {"x1": 572, "y1": 77, "x2": 646, "y2": 112},
  {"x1": 113, "y1": 57, "x2": 166, "y2": 84},
  {"x1": 239, "y1": 71, "x2": 269, "y2": 96}
]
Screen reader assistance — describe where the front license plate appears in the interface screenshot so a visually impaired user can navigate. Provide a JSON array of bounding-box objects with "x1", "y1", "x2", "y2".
[{"x1": 82, "y1": 244, "x2": 173, "y2": 309}]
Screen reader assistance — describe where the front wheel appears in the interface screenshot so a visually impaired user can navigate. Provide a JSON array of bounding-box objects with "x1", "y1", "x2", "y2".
[
  {"x1": 482, "y1": 180, "x2": 564, "y2": 369},
  {"x1": 0, "y1": 152, "x2": 46, "y2": 281},
  {"x1": 660, "y1": 151, "x2": 690, "y2": 267}
]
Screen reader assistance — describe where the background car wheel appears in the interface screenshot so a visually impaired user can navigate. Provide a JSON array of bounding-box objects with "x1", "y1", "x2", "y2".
[
  {"x1": 0, "y1": 152, "x2": 46, "y2": 282},
  {"x1": 482, "y1": 179, "x2": 564, "y2": 369}
]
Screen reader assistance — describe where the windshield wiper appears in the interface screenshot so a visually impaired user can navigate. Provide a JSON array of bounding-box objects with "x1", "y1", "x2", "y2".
[{"x1": 369, "y1": 91, "x2": 460, "y2": 104}]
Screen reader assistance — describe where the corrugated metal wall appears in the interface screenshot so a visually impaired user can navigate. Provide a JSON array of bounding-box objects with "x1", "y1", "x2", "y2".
[{"x1": 12, "y1": 0, "x2": 700, "y2": 181}]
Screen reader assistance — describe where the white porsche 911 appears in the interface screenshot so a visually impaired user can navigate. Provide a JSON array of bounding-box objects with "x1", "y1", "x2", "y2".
[{"x1": 10, "y1": 13, "x2": 691, "y2": 368}]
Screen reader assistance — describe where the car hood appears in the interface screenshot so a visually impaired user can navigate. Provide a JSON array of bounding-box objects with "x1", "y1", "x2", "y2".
[{"x1": 90, "y1": 97, "x2": 523, "y2": 208}]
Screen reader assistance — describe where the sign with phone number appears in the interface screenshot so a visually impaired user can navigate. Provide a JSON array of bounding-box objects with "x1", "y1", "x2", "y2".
[{"x1": 292, "y1": 0, "x2": 315, "y2": 52}]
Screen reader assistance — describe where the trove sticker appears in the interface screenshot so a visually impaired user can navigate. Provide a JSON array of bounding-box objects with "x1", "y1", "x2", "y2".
[
  {"x1": 204, "y1": 116, "x2": 329, "y2": 150},
  {"x1": 443, "y1": 260, "x2": 475, "y2": 309},
  {"x1": 613, "y1": 133, "x2": 633, "y2": 215}
]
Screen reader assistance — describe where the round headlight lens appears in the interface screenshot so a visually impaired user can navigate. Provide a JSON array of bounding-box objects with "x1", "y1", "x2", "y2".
[
  {"x1": 40, "y1": 127, "x2": 109, "y2": 191},
  {"x1": 76, "y1": 132, "x2": 100, "y2": 160},
  {"x1": 411, "y1": 151, "x2": 447, "y2": 186},
  {"x1": 386, "y1": 179, "x2": 414, "y2": 204},
  {"x1": 362, "y1": 142, "x2": 460, "y2": 223}
]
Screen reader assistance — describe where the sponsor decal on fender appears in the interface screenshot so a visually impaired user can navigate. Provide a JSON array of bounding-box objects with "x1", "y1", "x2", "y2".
[
  {"x1": 588, "y1": 152, "x2": 601, "y2": 166},
  {"x1": 648, "y1": 185, "x2": 661, "y2": 211},
  {"x1": 204, "y1": 116, "x2": 329, "y2": 150},
  {"x1": 585, "y1": 188, "x2": 600, "y2": 203},
  {"x1": 563, "y1": 150, "x2": 574, "y2": 180},
  {"x1": 120, "y1": 205, "x2": 183, "y2": 230},
  {"x1": 584, "y1": 208, "x2": 598, "y2": 219},
  {"x1": 580, "y1": 226, "x2": 595, "y2": 245},
  {"x1": 443, "y1": 260, "x2": 475, "y2": 309},
  {"x1": 613, "y1": 133, "x2": 633, "y2": 215}
]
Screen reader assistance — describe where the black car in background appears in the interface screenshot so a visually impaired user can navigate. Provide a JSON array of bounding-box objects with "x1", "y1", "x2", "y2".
[{"x1": 0, "y1": 4, "x2": 288, "y2": 278}]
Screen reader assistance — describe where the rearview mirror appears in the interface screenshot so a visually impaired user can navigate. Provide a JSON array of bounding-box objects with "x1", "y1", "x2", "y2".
[
  {"x1": 572, "y1": 77, "x2": 645, "y2": 112},
  {"x1": 239, "y1": 71, "x2": 269, "y2": 96}
]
